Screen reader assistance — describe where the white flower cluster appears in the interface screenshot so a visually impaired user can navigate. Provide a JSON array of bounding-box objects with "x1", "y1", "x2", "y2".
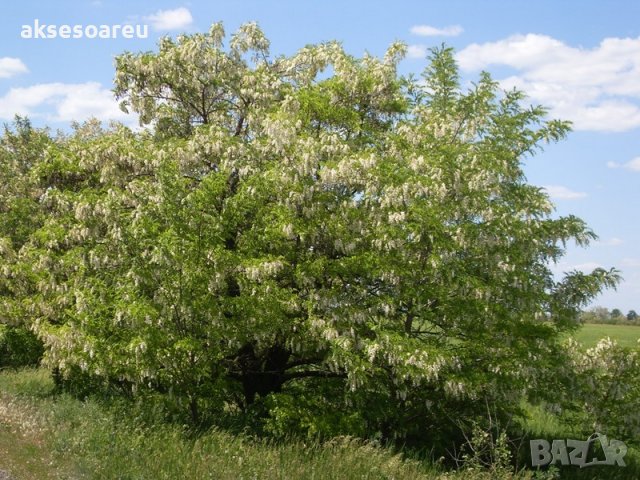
[{"x1": 243, "y1": 259, "x2": 285, "y2": 282}]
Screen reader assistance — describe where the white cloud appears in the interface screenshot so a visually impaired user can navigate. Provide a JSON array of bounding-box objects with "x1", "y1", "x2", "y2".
[
  {"x1": 407, "y1": 45, "x2": 428, "y2": 59},
  {"x1": 144, "y1": 7, "x2": 193, "y2": 31},
  {"x1": 456, "y1": 34, "x2": 640, "y2": 132},
  {"x1": 543, "y1": 185, "x2": 587, "y2": 200},
  {"x1": 625, "y1": 157, "x2": 640, "y2": 171},
  {"x1": 0, "y1": 82, "x2": 134, "y2": 125},
  {"x1": 552, "y1": 261, "x2": 604, "y2": 276},
  {"x1": 622, "y1": 258, "x2": 640, "y2": 268},
  {"x1": 571, "y1": 262, "x2": 604, "y2": 272},
  {"x1": 594, "y1": 237, "x2": 624, "y2": 247},
  {"x1": 607, "y1": 157, "x2": 640, "y2": 171},
  {"x1": 410, "y1": 25, "x2": 463, "y2": 37},
  {"x1": 0, "y1": 57, "x2": 28, "y2": 78}
]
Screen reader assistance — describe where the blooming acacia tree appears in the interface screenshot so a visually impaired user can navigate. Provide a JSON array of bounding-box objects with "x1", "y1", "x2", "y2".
[
  {"x1": 0, "y1": 118, "x2": 51, "y2": 367},
  {"x1": 28, "y1": 23, "x2": 618, "y2": 435}
]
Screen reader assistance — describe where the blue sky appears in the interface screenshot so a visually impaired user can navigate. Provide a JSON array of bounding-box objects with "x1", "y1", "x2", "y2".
[{"x1": 1, "y1": 1, "x2": 639, "y2": 312}]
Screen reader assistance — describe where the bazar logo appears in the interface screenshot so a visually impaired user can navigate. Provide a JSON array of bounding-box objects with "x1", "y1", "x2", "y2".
[{"x1": 530, "y1": 433, "x2": 627, "y2": 468}]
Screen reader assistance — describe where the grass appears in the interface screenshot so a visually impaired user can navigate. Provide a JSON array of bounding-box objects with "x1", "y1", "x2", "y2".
[
  {"x1": 573, "y1": 323, "x2": 640, "y2": 348},
  {"x1": 518, "y1": 403, "x2": 640, "y2": 480},
  {"x1": 0, "y1": 368, "x2": 444, "y2": 480},
  {"x1": 1, "y1": 367, "x2": 639, "y2": 479},
  {"x1": 0, "y1": 369, "x2": 74, "y2": 479},
  {"x1": 0, "y1": 416, "x2": 57, "y2": 479}
]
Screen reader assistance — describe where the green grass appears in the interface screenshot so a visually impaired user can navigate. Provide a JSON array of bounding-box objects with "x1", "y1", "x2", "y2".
[
  {"x1": 0, "y1": 369, "x2": 74, "y2": 479},
  {"x1": 574, "y1": 323, "x2": 640, "y2": 348},
  {"x1": 518, "y1": 403, "x2": 640, "y2": 480},
  {"x1": 0, "y1": 368, "x2": 444, "y2": 480},
  {"x1": 1, "y1": 368, "x2": 639, "y2": 479},
  {"x1": 0, "y1": 421, "x2": 57, "y2": 479}
]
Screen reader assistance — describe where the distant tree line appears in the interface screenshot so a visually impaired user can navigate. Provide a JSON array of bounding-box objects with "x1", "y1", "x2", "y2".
[{"x1": 580, "y1": 306, "x2": 639, "y2": 325}]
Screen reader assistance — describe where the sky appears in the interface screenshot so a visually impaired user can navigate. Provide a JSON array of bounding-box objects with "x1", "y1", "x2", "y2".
[{"x1": 1, "y1": 0, "x2": 639, "y2": 312}]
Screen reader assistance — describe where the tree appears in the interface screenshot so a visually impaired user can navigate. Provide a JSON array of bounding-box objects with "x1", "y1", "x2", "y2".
[
  {"x1": 611, "y1": 308, "x2": 624, "y2": 319},
  {"x1": 628, "y1": 310, "x2": 638, "y2": 322},
  {"x1": 579, "y1": 306, "x2": 611, "y2": 324},
  {"x1": 0, "y1": 117, "x2": 51, "y2": 367},
  {"x1": 25, "y1": 23, "x2": 619, "y2": 441}
]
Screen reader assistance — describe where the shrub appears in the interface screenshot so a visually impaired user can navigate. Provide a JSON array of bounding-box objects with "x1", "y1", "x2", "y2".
[{"x1": 0, "y1": 325, "x2": 44, "y2": 369}]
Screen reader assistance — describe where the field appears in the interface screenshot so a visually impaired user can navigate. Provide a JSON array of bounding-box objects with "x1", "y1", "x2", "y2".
[{"x1": 574, "y1": 323, "x2": 640, "y2": 348}]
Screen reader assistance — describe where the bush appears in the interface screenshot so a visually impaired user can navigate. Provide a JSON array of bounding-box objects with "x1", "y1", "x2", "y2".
[
  {"x1": 0, "y1": 324, "x2": 44, "y2": 369},
  {"x1": 563, "y1": 338, "x2": 640, "y2": 443}
]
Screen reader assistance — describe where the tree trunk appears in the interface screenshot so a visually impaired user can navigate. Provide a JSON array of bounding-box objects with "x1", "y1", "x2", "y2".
[{"x1": 236, "y1": 343, "x2": 291, "y2": 405}]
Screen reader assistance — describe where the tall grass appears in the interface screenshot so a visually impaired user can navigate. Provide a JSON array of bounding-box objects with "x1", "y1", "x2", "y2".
[
  {"x1": 1, "y1": 368, "x2": 639, "y2": 479},
  {"x1": 517, "y1": 403, "x2": 640, "y2": 480},
  {"x1": 0, "y1": 368, "x2": 443, "y2": 479}
]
